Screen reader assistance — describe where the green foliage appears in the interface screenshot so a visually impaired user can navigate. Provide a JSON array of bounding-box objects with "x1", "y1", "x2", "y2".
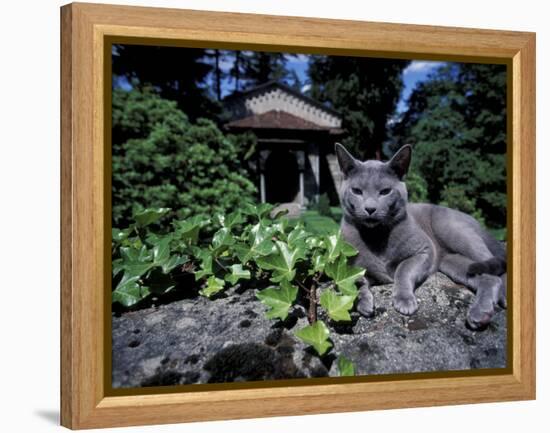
[
  {"x1": 242, "y1": 51, "x2": 295, "y2": 86},
  {"x1": 404, "y1": 170, "x2": 429, "y2": 203},
  {"x1": 112, "y1": 44, "x2": 219, "y2": 121},
  {"x1": 112, "y1": 204, "x2": 368, "y2": 359},
  {"x1": 337, "y1": 356, "x2": 355, "y2": 377},
  {"x1": 320, "y1": 289, "x2": 356, "y2": 322},
  {"x1": 392, "y1": 63, "x2": 507, "y2": 231},
  {"x1": 295, "y1": 321, "x2": 333, "y2": 356},
  {"x1": 256, "y1": 281, "x2": 298, "y2": 320},
  {"x1": 112, "y1": 87, "x2": 257, "y2": 229},
  {"x1": 299, "y1": 210, "x2": 341, "y2": 235},
  {"x1": 324, "y1": 256, "x2": 364, "y2": 296},
  {"x1": 201, "y1": 276, "x2": 225, "y2": 298}
]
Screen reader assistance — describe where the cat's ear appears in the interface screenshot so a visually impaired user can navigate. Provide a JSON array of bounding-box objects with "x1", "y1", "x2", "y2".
[
  {"x1": 388, "y1": 144, "x2": 412, "y2": 179},
  {"x1": 335, "y1": 143, "x2": 360, "y2": 178}
]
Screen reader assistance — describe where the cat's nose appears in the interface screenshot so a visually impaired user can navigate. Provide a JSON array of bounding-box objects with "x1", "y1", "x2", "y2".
[{"x1": 365, "y1": 207, "x2": 376, "y2": 215}]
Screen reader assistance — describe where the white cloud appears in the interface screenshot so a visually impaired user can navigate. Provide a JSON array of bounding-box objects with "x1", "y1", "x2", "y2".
[
  {"x1": 403, "y1": 60, "x2": 445, "y2": 75},
  {"x1": 218, "y1": 57, "x2": 235, "y2": 71},
  {"x1": 286, "y1": 53, "x2": 309, "y2": 63}
]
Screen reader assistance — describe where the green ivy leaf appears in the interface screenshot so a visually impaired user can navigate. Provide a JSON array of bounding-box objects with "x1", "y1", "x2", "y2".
[
  {"x1": 306, "y1": 237, "x2": 324, "y2": 249},
  {"x1": 256, "y1": 241, "x2": 304, "y2": 282},
  {"x1": 118, "y1": 245, "x2": 154, "y2": 279},
  {"x1": 337, "y1": 355, "x2": 355, "y2": 376},
  {"x1": 194, "y1": 250, "x2": 213, "y2": 280},
  {"x1": 173, "y1": 215, "x2": 206, "y2": 244},
  {"x1": 270, "y1": 218, "x2": 289, "y2": 235},
  {"x1": 152, "y1": 236, "x2": 171, "y2": 265},
  {"x1": 256, "y1": 281, "x2": 298, "y2": 320},
  {"x1": 211, "y1": 227, "x2": 235, "y2": 254},
  {"x1": 216, "y1": 211, "x2": 244, "y2": 228},
  {"x1": 233, "y1": 239, "x2": 274, "y2": 264},
  {"x1": 224, "y1": 264, "x2": 251, "y2": 285},
  {"x1": 112, "y1": 276, "x2": 150, "y2": 307},
  {"x1": 241, "y1": 202, "x2": 274, "y2": 220},
  {"x1": 112, "y1": 228, "x2": 130, "y2": 244},
  {"x1": 248, "y1": 223, "x2": 272, "y2": 245},
  {"x1": 161, "y1": 254, "x2": 188, "y2": 274},
  {"x1": 311, "y1": 251, "x2": 327, "y2": 274},
  {"x1": 112, "y1": 258, "x2": 124, "y2": 277},
  {"x1": 324, "y1": 256, "x2": 364, "y2": 296},
  {"x1": 200, "y1": 275, "x2": 225, "y2": 298},
  {"x1": 287, "y1": 225, "x2": 309, "y2": 248},
  {"x1": 134, "y1": 208, "x2": 171, "y2": 227},
  {"x1": 324, "y1": 234, "x2": 358, "y2": 263},
  {"x1": 320, "y1": 289, "x2": 356, "y2": 321},
  {"x1": 120, "y1": 244, "x2": 152, "y2": 263},
  {"x1": 295, "y1": 320, "x2": 332, "y2": 356}
]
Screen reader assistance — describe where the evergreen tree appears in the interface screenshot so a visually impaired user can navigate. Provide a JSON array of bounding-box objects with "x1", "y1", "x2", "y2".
[
  {"x1": 308, "y1": 56, "x2": 409, "y2": 159},
  {"x1": 242, "y1": 51, "x2": 294, "y2": 86},
  {"x1": 112, "y1": 44, "x2": 220, "y2": 121},
  {"x1": 391, "y1": 63, "x2": 507, "y2": 229},
  {"x1": 228, "y1": 50, "x2": 246, "y2": 92}
]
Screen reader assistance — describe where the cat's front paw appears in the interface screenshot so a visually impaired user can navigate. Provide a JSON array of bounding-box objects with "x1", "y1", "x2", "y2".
[
  {"x1": 357, "y1": 296, "x2": 375, "y2": 318},
  {"x1": 393, "y1": 293, "x2": 418, "y2": 316},
  {"x1": 357, "y1": 286, "x2": 375, "y2": 318}
]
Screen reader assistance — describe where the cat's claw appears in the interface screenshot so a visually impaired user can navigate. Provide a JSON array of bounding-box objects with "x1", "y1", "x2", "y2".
[{"x1": 393, "y1": 294, "x2": 418, "y2": 316}]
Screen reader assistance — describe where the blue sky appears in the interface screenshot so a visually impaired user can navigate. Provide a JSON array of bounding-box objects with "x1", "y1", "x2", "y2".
[{"x1": 397, "y1": 60, "x2": 446, "y2": 112}]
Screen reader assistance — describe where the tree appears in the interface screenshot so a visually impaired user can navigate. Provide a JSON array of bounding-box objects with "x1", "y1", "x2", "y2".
[
  {"x1": 204, "y1": 49, "x2": 227, "y2": 101},
  {"x1": 112, "y1": 86, "x2": 257, "y2": 228},
  {"x1": 243, "y1": 51, "x2": 294, "y2": 87},
  {"x1": 391, "y1": 63, "x2": 507, "y2": 229},
  {"x1": 112, "y1": 44, "x2": 220, "y2": 121},
  {"x1": 228, "y1": 50, "x2": 246, "y2": 92},
  {"x1": 308, "y1": 56, "x2": 409, "y2": 159}
]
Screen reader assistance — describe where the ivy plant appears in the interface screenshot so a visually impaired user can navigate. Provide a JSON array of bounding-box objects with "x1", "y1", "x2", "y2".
[{"x1": 112, "y1": 204, "x2": 365, "y2": 374}]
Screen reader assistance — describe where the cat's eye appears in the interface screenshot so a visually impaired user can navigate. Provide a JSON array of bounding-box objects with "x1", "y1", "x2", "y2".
[
  {"x1": 380, "y1": 188, "x2": 392, "y2": 196},
  {"x1": 351, "y1": 187, "x2": 363, "y2": 196}
]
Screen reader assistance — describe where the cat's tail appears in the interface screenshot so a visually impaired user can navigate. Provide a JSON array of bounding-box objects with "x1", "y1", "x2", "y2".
[{"x1": 467, "y1": 257, "x2": 507, "y2": 277}]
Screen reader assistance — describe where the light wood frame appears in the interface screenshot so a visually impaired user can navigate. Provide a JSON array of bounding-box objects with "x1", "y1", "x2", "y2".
[{"x1": 60, "y1": 2, "x2": 536, "y2": 429}]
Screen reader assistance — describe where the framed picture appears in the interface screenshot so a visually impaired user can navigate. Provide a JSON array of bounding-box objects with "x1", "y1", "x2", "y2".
[{"x1": 60, "y1": 2, "x2": 535, "y2": 429}]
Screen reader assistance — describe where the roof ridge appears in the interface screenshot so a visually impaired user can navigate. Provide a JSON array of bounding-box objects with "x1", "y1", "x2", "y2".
[{"x1": 223, "y1": 80, "x2": 342, "y2": 118}]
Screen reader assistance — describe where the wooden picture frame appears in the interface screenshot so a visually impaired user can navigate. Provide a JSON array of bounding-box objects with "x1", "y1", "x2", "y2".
[{"x1": 60, "y1": 2, "x2": 536, "y2": 429}]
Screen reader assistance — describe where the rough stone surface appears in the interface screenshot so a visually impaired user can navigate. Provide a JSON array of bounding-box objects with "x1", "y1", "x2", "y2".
[{"x1": 112, "y1": 272, "x2": 507, "y2": 388}]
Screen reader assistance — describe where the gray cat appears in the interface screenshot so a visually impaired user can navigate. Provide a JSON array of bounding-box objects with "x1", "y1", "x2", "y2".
[{"x1": 335, "y1": 143, "x2": 507, "y2": 329}]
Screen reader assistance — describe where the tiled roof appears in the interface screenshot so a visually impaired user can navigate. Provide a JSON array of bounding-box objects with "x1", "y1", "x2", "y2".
[
  {"x1": 223, "y1": 80, "x2": 342, "y2": 118},
  {"x1": 225, "y1": 110, "x2": 331, "y2": 130}
]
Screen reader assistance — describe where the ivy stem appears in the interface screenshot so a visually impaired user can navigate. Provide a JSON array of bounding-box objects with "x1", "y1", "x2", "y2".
[
  {"x1": 213, "y1": 257, "x2": 229, "y2": 273},
  {"x1": 308, "y1": 283, "x2": 317, "y2": 324}
]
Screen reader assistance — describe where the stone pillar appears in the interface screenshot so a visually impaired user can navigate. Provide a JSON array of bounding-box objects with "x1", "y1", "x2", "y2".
[
  {"x1": 260, "y1": 173, "x2": 266, "y2": 203},
  {"x1": 258, "y1": 150, "x2": 271, "y2": 204},
  {"x1": 308, "y1": 144, "x2": 321, "y2": 203},
  {"x1": 296, "y1": 150, "x2": 306, "y2": 208}
]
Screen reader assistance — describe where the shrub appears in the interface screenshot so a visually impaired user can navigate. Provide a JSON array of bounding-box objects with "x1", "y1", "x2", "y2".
[
  {"x1": 112, "y1": 87, "x2": 257, "y2": 228},
  {"x1": 405, "y1": 170, "x2": 429, "y2": 203}
]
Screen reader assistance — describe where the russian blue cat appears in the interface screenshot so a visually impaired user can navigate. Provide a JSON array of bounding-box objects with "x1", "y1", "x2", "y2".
[{"x1": 335, "y1": 143, "x2": 506, "y2": 329}]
